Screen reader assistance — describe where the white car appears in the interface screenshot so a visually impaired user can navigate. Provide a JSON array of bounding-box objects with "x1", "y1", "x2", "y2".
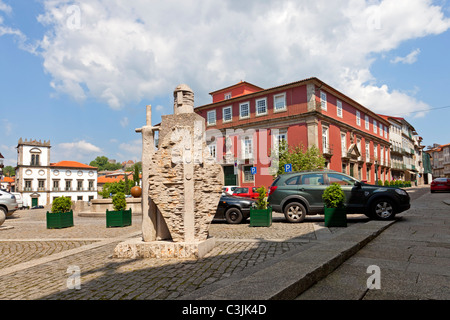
[
  {"x1": 222, "y1": 186, "x2": 239, "y2": 195},
  {"x1": 11, "y1": 193, "x2": 23, "y2": 209},
  {"x1": 0, "y1": 190, "x2": 18, "y2": 217}
]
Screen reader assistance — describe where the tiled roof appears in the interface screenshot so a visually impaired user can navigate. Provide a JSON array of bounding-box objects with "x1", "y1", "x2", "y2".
[{"x1": 50, "y1": 161, "x2": 97, "y2": 169}]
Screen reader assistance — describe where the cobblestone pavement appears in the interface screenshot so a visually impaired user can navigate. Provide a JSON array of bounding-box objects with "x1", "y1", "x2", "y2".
[{"x1": 0, "y1": 202, "x2": 371, "y2": 300}]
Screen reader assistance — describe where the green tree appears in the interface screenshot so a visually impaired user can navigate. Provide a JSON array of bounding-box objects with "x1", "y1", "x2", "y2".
[
  {"x1": 3, "y1": 166, "x2": 15, "y2": 177},
  {"x1": 133, "y1": 164, "x2": 140, "y2": 186},
  {"x1": 100, "y1": 180, "x2": 134, "y2": 198},
  {"x1": 270, "y1": 140, "x2": 325, "y2": 178},
  {"x1": 89, "y1": 156, "x2": 122, "y2": 171}
]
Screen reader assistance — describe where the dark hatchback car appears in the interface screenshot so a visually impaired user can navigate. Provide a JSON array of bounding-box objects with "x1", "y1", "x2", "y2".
[
  {"x1": 268, "y1": 170, "x2": 410, "y2": 222},
  {"x1": 214, "y1": 194, "x2": 255, "y2": 224}
]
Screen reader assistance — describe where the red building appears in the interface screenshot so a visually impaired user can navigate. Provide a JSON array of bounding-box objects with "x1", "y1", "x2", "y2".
[{"x1": 195, "y1": 77, "x2": 391, "y2": 189}]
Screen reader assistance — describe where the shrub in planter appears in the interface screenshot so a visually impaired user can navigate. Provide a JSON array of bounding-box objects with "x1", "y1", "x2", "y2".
[
  {"x1": 112, "y1": 192, "x2": 127, "y2": 211},
  {"x1": 107, "y1": 192, "x2": 131, "y2": 228},
  {"x1": 322, "y1": 183, "x2": 347, "y2": 227},
  {"x1": 250, "y1": 186, "x2": 272, "y2": 227},
  {"x1": 47, "y1": 197, "x2": 74, "y2": 229}
]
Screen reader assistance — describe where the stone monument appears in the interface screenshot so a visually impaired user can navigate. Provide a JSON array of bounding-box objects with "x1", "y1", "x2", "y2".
[{"x1": 113, "y1": 84, "x2": 224, "y2": 259}]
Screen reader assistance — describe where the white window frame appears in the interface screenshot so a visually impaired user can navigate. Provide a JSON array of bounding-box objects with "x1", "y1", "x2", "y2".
[
  {"x1": 365, "y1": 115, "x2": 370, "y2": 130},
  {"x1": 337, "y1": 100, "x2": 343, "y2": 118},
  {"x1": 207, "y1": 110, "x2": 216, "y2": 126},
  {"x1": 273, "y1": 93, "x2": 286, "y2": 112},
  {"x1": 243, "y1": 165, "x2": 255, "y2": 183},
  {"x1": 224, "y1": 92, "x2": 232, "y2": 100},
  {"x1": 320, "y1": 91, "x2": 327, "y2": 111},
  {"x1": 384, "y1": 126, "x2": 388, "y2": 138},
  {"x1": 379, "y1": 123, "x2": 383, "y2": 136},
  {"x1": 241, "y1": 136, "x2": 253, "y2": 159},
  {"x1": 255, "y1": 97, "x2": 268, "y2": 116},
  {"x1": 273, "y1": 129, "x2": 288, "y2": 151},
  {"x1": 322, "y1": 126, "x2": 329, "y2": 153},
  {"x1": 223, "y1": 106, "x2": 233, "y2": 123},
  {"x1": 341, "y1": 132, "x2": 347, "y2": 157},
  {"x1": 356, "y1": 111, "x2": 361, "y2": 126},
  {"x1": 239, "y1": 102, "x2": 250, "y2": 119},
  {"x1": 373, "y1": 120, "x2": 377, "y2": 134},
  {"x1": 365, "y1": 141, "x2": 370, "y2": 162}
]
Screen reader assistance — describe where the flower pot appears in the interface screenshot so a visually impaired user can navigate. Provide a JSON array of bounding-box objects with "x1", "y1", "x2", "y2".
[
  {"x1": 106, "y1": 209, "x2": 132, "y2": 228},
  {"x1": 250, "y1": 207, "x2": 272, "y2": 227},
  {"x1": 324, "y1": 206, "x2": 347, "y2": 227},
  {"x1": 130, "y1": 186, "x2": 142, "y2": 198},
  {"x1": 46, "y1": 210, "x2": 74, "y2": 229}
]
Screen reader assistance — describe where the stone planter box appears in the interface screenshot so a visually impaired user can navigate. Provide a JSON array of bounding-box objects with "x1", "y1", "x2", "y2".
[
  {"x1": 106, "y1": 209, "x2": 132, "y2": 228},
  {"x1": 324, "y1": 206, "x2": 347, "y2": 227},
  {"x1": 46, "y1": 210, "x2": 74, "y2": 229},
  {"x1": 250, "y1": 207, "x2": 272, "y2": 227}
]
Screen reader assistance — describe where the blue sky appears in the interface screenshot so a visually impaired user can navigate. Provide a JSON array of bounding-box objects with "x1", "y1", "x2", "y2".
[{"x1": 1, "y1": 0, "x2": 449, "y2": 167}]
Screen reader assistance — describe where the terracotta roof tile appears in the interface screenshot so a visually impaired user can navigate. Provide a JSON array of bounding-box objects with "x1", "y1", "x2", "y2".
[{"x1": 50, "y1": 161, "x2": 97, "y2": 169}]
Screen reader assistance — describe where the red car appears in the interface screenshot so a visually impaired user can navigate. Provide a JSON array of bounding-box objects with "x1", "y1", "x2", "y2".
[
  {"x1": 430, "y1": 178, "x2": 450, "y2": 193},
  {"x1": 232, "y1": 187, "x2": 259, "y2": 199}
]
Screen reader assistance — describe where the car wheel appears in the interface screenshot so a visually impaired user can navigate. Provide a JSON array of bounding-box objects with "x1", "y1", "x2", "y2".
[
  {"x1": 371, "y1": 198, "x2": 396, "y2": 220},
  {"x1": 0, "y1": 207, "x2": 7, "y2": 217},
  {"x1": 225, "y1": 207, "x2": 244, "y2": 224},
  {"x1": 284, "y1": 202, "x2": 306, "y2": 223}
]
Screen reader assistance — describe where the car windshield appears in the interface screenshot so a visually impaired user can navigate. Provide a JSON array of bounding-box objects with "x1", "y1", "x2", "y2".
[{"x1": 434, "y1": 178, "x2": 448, "y2": 182}]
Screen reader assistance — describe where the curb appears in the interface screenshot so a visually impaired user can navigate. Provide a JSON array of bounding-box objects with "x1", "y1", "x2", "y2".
[{"x1": 179, "y1": 220, "x2": 395, "y2": 300}]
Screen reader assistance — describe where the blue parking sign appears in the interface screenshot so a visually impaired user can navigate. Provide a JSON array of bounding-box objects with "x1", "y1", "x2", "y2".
[
  {"x1": 251, "y1": 167, "x2": 257, "y2": 175},
  {"x1": 284, "y1": 164, "x2": 292, "y2": 173}
]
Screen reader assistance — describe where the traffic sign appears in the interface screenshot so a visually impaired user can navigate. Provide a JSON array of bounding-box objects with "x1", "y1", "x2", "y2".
[
  {"x1": 284, "y1": 164, "x2": 292, "y2": 173},
  {"x1": 251, "y1": 167, "x2": 257, "y2": 175}
]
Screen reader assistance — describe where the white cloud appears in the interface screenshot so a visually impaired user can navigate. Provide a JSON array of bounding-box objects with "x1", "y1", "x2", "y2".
[
  {"x1": 118, "y1": 139, "x2": 141, "y2": 161},
  {"x1": 0, "y1": 1, "x2": 11, "y2": 14},
  {"x1": 391, "y1": 49, "x2": 421, "y2": 64},
  {"x1": 120, "y1": 117, "x2": 129, "y2": 128},
  {"x1": 1, "y1": 119, "x2": 12, "y2": 136},
  {"x1": 53, "y1": 140, "x2": 102, "y2": 162},
  {"x1": 30, "y1": 0, "x2": 450, "y2": 117}
]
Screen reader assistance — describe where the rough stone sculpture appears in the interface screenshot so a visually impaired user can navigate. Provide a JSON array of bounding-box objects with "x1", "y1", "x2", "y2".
[{"x1": 113, "y1": 84, "x2": 223, "y2": 259}]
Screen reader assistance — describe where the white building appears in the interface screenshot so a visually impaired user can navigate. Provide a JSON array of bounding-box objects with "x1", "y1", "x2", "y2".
[{"x1": 15, "y1": 138, "x2": 98, "y2": 208}]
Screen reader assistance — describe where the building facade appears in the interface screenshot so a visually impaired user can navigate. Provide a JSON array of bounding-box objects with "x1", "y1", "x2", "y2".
[
  {"x1": 15, "y1": 138, "x2": 98, "y2": 207},
  {"x1": 195, "y1": 78, "x2": 392, "y2": 188},
  {"x1": 426, "y1": 143, "x2": 450, "y2": 178}
]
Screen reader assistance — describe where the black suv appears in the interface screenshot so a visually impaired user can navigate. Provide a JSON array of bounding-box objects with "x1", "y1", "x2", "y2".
[
  {"x1": 214, "y1": 194, "x2": 255, "y2": 224},
  {"x1": 268, "y1": 170, "x2": 410, "y2": 222}
]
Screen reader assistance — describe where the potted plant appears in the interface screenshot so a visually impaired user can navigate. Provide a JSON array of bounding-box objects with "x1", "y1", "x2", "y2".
[
  {"x1": 47, "y1": 197, "x2": 74, "y2": 229},
  {"x1": 322, "y1": 183, "x2": 347, "y2": 227},
  {"x1": 106, "y1": 192, "x2": 132, "y2": 227},
  {"x1": 250, "y1": 186, "x2": 272, "y2": 227}
]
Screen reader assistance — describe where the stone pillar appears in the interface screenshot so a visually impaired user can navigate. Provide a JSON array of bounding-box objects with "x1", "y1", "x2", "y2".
[{"x1": 114, "y1": 85, "x2": 224, "y2": 259}]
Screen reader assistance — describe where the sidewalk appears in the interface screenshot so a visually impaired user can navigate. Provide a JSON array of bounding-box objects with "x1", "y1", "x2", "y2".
[{"x1": 296, "y1": 188, "x2": 450, "y2": 300}]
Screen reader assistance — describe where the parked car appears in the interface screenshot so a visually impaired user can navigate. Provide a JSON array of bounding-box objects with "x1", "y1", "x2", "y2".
[
  {"x1": 222, "y1": 186, "x2": 239, "y2": 195},
  {"x1": 430, "y1": 178, "x2": 450, "y2": 193},
  {"x1": 232, "y1": 187, "x2": 260, "y2": 199},
  {"x1": 11, "y1": 193, "x2": 23, "y2": 209},
  {"x1": 268, "y1": 170, "x2": 410, "y2": 222},
  {"x1": 0, "y1": 190, "x2": 19, "y2": 217},
  {"x1": 214, "y1": 194, "x2": 255, "y2": 224}
]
